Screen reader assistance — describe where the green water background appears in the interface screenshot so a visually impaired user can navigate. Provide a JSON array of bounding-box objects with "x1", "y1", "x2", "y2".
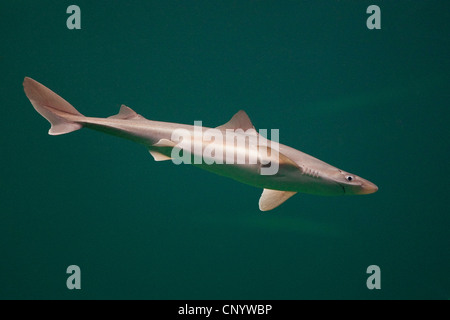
[{"x1": 0, "y1": 1, "x2": 449, "y2": 299}]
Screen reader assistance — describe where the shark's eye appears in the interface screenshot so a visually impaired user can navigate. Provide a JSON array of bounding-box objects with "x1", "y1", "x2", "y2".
[{"x1": 346, "y1": 176, "x2": 354, "y2": 181}]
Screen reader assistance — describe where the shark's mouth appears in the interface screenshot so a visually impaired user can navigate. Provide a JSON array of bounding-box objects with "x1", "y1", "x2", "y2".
[{"x1": 331, "y1": 181, "x2": 346, "y2": 195}]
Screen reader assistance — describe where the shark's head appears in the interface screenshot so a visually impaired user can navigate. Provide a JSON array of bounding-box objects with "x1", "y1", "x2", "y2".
[
  {"x1": 333, "y1": 169, "x2": 378, "y2": 195},
  {"x1": 269, "y1": 156, "x2": 378, "y2": 196}
]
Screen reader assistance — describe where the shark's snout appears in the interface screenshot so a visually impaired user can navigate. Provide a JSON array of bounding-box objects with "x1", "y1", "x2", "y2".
[{"x1": 357, "y1": 180, "x2": 378, "y2": 195}]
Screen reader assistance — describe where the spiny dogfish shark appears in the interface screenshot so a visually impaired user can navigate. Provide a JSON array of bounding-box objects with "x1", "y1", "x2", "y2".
[{"x1": 23, "y1": 77, "x2": 378, "y2": 211}]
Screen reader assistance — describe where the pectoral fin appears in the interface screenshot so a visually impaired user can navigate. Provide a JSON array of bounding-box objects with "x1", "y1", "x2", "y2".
[{"x1": 259, "y1": 189, "x2": 297, "y2": 211}]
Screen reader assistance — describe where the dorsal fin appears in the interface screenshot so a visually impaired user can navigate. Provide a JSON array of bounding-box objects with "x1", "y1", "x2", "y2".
[
  {"x1": 108, "y1": 105, "x2": 144, "y2": 120},
  {"x1": 217, "y1": 110, "x2": 255, "y2": 131},
  {"x1": 259, "y1": 189, "x2": 297, "y2": 211}
]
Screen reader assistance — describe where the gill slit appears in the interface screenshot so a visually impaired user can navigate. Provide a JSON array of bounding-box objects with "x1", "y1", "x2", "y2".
[{"x1": 301, "y1": 165, "x2": 320, "y2": 179}]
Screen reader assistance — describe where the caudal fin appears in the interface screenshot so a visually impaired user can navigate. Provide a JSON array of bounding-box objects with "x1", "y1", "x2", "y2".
[{"x1": 23, "y1": 77, "x2": 84, "y2": 135}]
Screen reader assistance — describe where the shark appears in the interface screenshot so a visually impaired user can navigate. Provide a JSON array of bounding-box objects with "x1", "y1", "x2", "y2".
[{"x1": 23, "y1": 77, "x2": 378, "y2": 211}]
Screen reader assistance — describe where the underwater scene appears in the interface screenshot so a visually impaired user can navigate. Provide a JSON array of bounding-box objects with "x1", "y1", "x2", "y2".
[{"x1": 0, "y1": 1, "x2": 449, "y2": 299}]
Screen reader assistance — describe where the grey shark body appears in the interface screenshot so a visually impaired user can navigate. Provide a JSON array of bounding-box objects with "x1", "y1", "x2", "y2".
[{"x1": 23, "y1": 77, "x2": 378, "y2": 211}]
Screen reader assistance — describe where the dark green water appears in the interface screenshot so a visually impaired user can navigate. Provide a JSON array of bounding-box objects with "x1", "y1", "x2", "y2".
[{"x1": 1, "y1": 1, "x2": 449, "y2": 299}]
